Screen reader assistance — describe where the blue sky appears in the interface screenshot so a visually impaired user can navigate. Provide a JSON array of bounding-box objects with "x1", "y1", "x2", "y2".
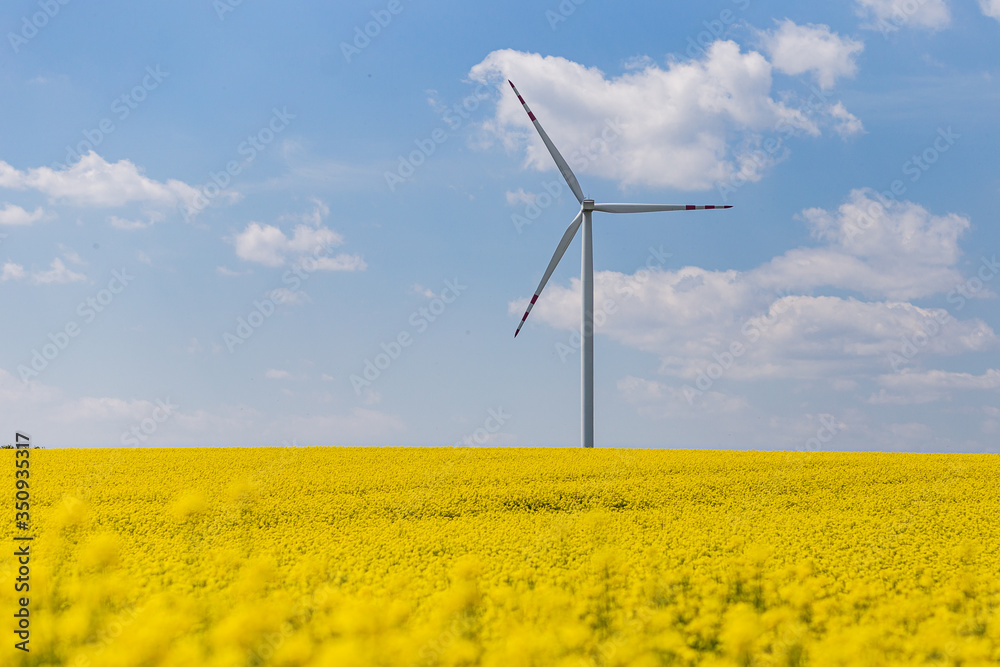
[{"x1": 1, "y1": 0, "x2": 998, "y2": 451}]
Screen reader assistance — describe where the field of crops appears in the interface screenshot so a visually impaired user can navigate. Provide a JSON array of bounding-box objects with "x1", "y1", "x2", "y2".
[{"x1": 3, "y1": 447, "x2": 999, "y2": 666}]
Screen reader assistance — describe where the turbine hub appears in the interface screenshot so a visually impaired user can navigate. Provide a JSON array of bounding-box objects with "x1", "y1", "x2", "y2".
[{"x1": 582, "y1": 199, "x2": 595, "y2": 211}]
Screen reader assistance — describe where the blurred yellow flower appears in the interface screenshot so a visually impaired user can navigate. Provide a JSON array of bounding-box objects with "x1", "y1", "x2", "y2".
[{"x1": 3, "y1": 447, "x2": 999, "y2": 666}]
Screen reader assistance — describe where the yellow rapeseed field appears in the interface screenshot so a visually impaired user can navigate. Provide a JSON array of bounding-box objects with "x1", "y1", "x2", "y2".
[{"x1": 3, "y1": 447, "x2": 999, "y2": 666}]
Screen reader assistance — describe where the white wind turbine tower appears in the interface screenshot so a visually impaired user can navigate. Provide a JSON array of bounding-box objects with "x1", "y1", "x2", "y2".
[{"x1": 507, "y1": 80, "x2": 732, "y2": 448}]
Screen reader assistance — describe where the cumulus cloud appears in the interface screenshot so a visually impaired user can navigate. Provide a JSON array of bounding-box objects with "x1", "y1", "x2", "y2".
[
  {"x1": 982, "y1": 0, "x2": 1000, "y2": 19},
  {"x1": 264, "y1": 369, "x2": 292, "y2": 380},
  {"x1": 469, "y1": 46, "x2": 859, "y2": 191},
  {"x1": 232, "y1": 200, "x2": 366, "y2": 271},
  {"x1": 31, "y1": 258, "x2": 87, "y2": 285},
  {"x1": 758, "y1": 20, "x2": 864, "y2": 90},
  {"x1": 0, "y1": 202, "x2": 46, "y2": 226},
  {"x1": 233, "y1": 222, "x2": 364, "y2": 271},
  {"x1": 234, "y1": 222, "x2": 306, "y2": 267},
  {"x1": 510, "y1": 190, "x2": 996, "y2": 383},
  {"x1": 0, "y1": 152, "x2": 201, "y2": 209},
  {"x1": 758, "y1": 189, "x2": 972, "y2": 300},
  {"x1": 855, "y1": 0, "x2": 951, "y2": 32},
  {"x1": 828, "y1": 101, "x2": 865, "y2": 137},
  {"x1": 3, "y1": 258, "x2": 87, "y2": 285},
  {"x1": 1, "y1": 262, "x2": 25, "y2": 282}
]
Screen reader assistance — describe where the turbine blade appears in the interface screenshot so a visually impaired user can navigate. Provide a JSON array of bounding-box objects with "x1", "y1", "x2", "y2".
[
  {"x1": 514, "y1": 209, "x2": 584, "y2": 338},
  {"x1": 593, "y1": 203, "x2": 733, "y2": 213},
  {"x1": 508, "y1": 80, "x2": 585, "y2": 204}
]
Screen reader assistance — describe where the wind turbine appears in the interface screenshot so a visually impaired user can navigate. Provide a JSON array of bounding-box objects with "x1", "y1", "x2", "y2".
[{"x1": 507, "y1": 80, "x2": 731, "y2": 448}]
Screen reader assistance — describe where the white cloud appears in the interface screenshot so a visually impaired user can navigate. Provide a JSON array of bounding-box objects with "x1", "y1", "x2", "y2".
[
  {"x1": 264, "y1": 369, "x2": 291, "y2": 380},
  {"x1": 410, "y1": 283, "x2": 437, "y2": 298},
  {"x1": 855, "y1": 0, "x2": 951, "y2": 32},
  {"x1": 286, "y1": 224, "x2": 344, "y2": 255},
  {"x1": 510, "y1": 190, "x2": 996, "y2": 382},
  {"x1": 216, "y1": 266, "x2": 250, "y2": 277},
  {"x1": 982, "y1": 0, "x2": 1000, "y2": 20},
  {"x1": 31, "y1": 258, "x2": 87, "y2": 285},
  {"x1": 0, "y1": 203, "x2": 45, "y2": 226},
  {"x1": 1, "y1": 262, "x2": 25, "y2": 282},
  {"x1": 313, "y1": 254, "x2": 367, "y2": 272},
  {"x1": 758, "y1": 20, "x2": 864, "y2": 90},
  {"x1": 618, "y1": 376, "x2": 747, "y2": 416},
  {"x1": 0, "y1": 254, "x2": 84, "y2": 285},
  {"x1": 233, "y1": 200, "x2": 352, "y2": 267},
  {"x1": 828, "y1": 102, "x2": 865, "y2": 137},
  {"x1": 505, "y1": 188, "x2": 536, "y2": 206},
  {"x1": 0, "y1": 162, "x2": 24, "y2": 188},
  {"x1": 232, "y1": 219, "x2": 364, "y2": 271},
  {"x1": 0, "y1": 152, "x2": 202, "y2": 209},
  {"x1": 59, "y1": 244, "x2": 85, "y2": 266},
  {"x1": 870, "y1": 369, "x2": 1000, "y2": 404},
  {"x1": 109, "y1": 212, "x2": 164, "y2": 230},
  {"x1": 269, "y1": 287, "x2": 311, "y2": 305},
  {"x1": 760, "y1": 189, "x2": 971, "y2": 300},
  {"x1": 300, "y1": 197, "x2": 330, "y2": 227},
  {"x1": 469, "y1": 46, "x2": 857, "y2": 191},
  {"x1": 0, "y1": 367, "x2": 407, "y2": 446},
  {"x1": 234, "y1": 223, "x2": 290, "y2": 267}
]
